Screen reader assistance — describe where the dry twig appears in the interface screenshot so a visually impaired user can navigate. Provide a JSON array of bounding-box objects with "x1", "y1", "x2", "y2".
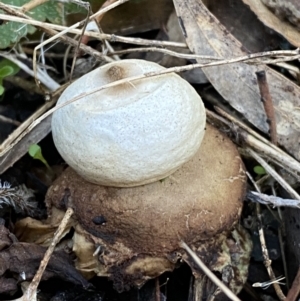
[
  {"x1": 247, "y1": 191, "x2": 300, "y2": 209},
  {"x1": 9, "y1": 206, "x2": 74, "y2": 301},
  {"x1": 255, "y1": 71, "x2": 277, "y2": 145},
  {"x1": 179, "y1": 240, "x2": 241, "y2": 301}
]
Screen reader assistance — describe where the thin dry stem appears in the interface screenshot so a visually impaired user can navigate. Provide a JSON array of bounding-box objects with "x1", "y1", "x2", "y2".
[
  {"x1": 108, "y1": 47, "x2": 221, "y2": 61},
  {"x1": 155, "y1": 277, "x2": 161, "y2": 301},
  {"x1": 21, "y1": 0, "x2": 49, "y2": 12},
  {"x1": 15, "y1": 207, "x2": 74, "y2": 301},
  {"x1": 0, "y1": 9, "x2": 186, "y2": 48},
  {"x1": 68, "y1": 3, "x2": 91, "y2": 81},
  {"x1": 255, "y1": 206, "x2": 285, "y2": 301},
  {"x1": 250, "y1": 55, "x2": 300, "y2": 65},
  {"x1": 213, "y1": 107, "x2": 300, "y2": 176},
  {"x1": 246, "y1": 172, "x2": 286, "y2": 301},
  {"x1": 247, "y1": 148, "x2": 300, "y2": 200},
  {"x1": 179, "y1": 241, "x2": 241, "y2": 301},
  {"x1": 247, "y1": 191, "x2": 300, "y2": 208},
  {"x1": 256, "y1": 71, "x2": 277, "y2": 145},
  {"x1": 0, "y1": 96, "x2": 57, "y2": 153},
  {"x1": 272, "y1": 185, "x2": 290, "y2": 289},
  {"x1": 0, "y1": 115, "x2": 21, "y2": 126},
  {"x1": 94, "y1": 0, "x2": 119, "y2": 23},
  {"x1": 274, "y1": 62, "x2": 299, "y2": 78},
  {"x1": 0, "y1": 4, "x2": 108, "y2": 62},
  {"x1": 4, "y1": 76, "x2": 44, "y2": 95},
  {"x1": 0, "y1": 52, "x2": 59, "y2": 91}
]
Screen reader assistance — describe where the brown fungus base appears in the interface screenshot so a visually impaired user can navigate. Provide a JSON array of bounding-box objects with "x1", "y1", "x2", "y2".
[
  {"x1": 47, "y1": 124, "x2": 246, "y2": 253},
  {"x1": 46, "y1": 125, "x2": 251, "y2": 292}
]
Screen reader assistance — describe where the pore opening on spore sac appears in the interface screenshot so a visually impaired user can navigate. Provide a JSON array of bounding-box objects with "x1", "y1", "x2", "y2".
[{"x1": 107, "y1": 65, "x2": 125, "y2": 82}]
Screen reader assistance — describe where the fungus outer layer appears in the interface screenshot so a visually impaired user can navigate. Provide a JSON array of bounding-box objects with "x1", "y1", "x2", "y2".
[
  {"x1": 47, "y1": 124, "x2": 246, "y2": 254},
  {"x1": 51, "y1": 59, "x2": 206, "y2": 187}
]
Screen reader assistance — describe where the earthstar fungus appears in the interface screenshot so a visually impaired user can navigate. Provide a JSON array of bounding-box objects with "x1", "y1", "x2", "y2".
[
  {"x1": 47, "y1": 125, "x2": 250, "y2": 293},
  {"x1": 47, "y1": 59, "x2": 251, "y2": 295}
]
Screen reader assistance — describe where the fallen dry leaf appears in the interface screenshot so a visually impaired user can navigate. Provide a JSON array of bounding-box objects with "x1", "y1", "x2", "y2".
[
  {"x1": 261, "y1": 0, "x2": 300, "y2": 28},
  {"x1": 173, "y1": 0, "x2": 300, "y2": 161},
  {"x1": 0, "y1": 222, "x2": 89, "y2": 295},
  {"x1": 241, "y1": 0, "x2": 300, "y2": 47},
  {"x1": 14, "y1": 207, "x2": 75, "y2": 246},
  {"x1": 0, "y1": 243, "x2": 89, "y2": 292},
  {"x1": 206, "y1": 0, "x2": 282, "y2": 52}
]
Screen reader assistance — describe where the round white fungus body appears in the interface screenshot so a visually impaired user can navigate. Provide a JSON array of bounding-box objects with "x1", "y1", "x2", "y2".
[{"x1": 51, "y1": 59, "x2": 206, "y2": 187}]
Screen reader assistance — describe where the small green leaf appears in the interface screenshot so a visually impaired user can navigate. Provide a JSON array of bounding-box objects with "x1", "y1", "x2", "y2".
[
  {"x1": 0, "y1": 59, "x2": 20, "y2": 77},
  {"x1": 28, "y1": 144, "x2": 42, "y2": 158},
  {"x1": 28, "y1": 144, "x2": 51, "y2": 170},
  {"x1": 254, "y1": 165, "x2": 266, "y2": 175},
  {"x1": 0, "y1": 0, "x2": 87, "y2": 49},
  {"x1": 0, "y1": 66, "x2": 14, "y2": 77},
  {"x1": 0, "y1": 60, "x2": 19, "y2": 96}
]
